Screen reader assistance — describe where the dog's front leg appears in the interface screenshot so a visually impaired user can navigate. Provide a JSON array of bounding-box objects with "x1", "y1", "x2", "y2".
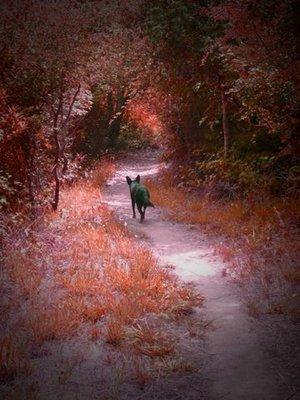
[
  {"x1": 131, "y1": 196, "x2": 136, "y2": 218},
  {"x1": 142, "y1": 205, "x2": 146, "y2": 222}
]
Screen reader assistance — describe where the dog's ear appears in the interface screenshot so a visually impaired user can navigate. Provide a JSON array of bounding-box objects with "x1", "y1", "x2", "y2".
[
  {"x1": 126, "y1": 176, "x2": 132, "y2": 185},
  {"x1": 135, "y1": 174, "x2": 140, "y2": 183}
]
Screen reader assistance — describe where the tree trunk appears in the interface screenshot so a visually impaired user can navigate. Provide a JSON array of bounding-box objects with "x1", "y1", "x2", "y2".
[
  {"x1": 52, "y1": 172, "x2": 60, "y2": 211},
  {"x1": 107, "y1": 112, "x2": 124, "y2": 148},
  {"x1": 221, "y1": 84, "x2": 229, "y2": 158},
  {"x1": 107, "y1": 91, "x2": 128, "y2": 148},
  {"x1": 51, "y1": 128, "x2": 60, "y2": 211},
  {"x1": 51, "y1": 83, "x2": 81, "y2": 211},
  {"x1": 106, "y1": 91, "x2": 114, "y2": 125},
  {"x1": 20, "y1": 130, "x2": 36, "y2": 208},
  {"x1": 27, "y1": 132, "x2": 36, "y2": 207}
]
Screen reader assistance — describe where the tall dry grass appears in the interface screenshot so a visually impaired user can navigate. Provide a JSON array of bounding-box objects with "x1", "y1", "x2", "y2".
[
  {"x1": 0, "y1": 160, "x2": 203, "y2": 396},
  {"x1": 146, "y1": 173, "x2": 300, "y2": 319}
]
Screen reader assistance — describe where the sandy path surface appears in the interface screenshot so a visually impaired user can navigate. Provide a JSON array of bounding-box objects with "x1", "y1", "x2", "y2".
[{"x1": 103, "y1": 150, "x2": 281, "y2": 400}]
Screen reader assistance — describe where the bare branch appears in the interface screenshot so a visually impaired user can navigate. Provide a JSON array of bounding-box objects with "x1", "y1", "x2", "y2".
[{"x1": 62, "y1": 83, "x2": 81, "y2": 128}]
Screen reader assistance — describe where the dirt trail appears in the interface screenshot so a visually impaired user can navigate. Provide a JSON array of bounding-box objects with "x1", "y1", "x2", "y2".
[{"x1": 103, "y1": 150, "x2": 281, "y2": 400}]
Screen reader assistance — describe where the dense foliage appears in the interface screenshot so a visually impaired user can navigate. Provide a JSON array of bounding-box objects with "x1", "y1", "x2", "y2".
[
  {"x1": 0, "y1": 0, "x2": 298, "y2": 216},
  {"x1": 0, "y1": 0, "x2": 103, "y2": 213},
  {"x1": 0, "y1": 2, "x2": 298, "y2": 396},
  {"x1": 143, "y1": 0, "x2": 298, "y2": 196}
]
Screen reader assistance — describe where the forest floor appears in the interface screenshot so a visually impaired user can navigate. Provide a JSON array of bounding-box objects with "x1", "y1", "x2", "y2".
[
  {"x1": 103, "y1": 149, "x2": 299, "y2": 400},
  {"x1": 1, "y1": 154, "x2": 206, "y2": 400},
  {"x1": 1, "y1": 149, "x2": 298, "y2": 400}
]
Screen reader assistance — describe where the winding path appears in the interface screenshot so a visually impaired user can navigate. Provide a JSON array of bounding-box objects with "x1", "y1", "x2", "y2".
[{"x1": 103, "y1": 150, "x2": 281, "y2": 400}]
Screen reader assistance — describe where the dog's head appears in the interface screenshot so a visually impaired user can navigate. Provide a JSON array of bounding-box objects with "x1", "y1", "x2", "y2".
[{"x1": 126, "y1": 175, "x2": 140, "y2": 186}]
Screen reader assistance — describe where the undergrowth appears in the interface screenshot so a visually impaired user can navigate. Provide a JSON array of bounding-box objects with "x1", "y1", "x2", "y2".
[
  {"x1": 146, "y1": 171, "x2": 300, "y2": 320},
  {"x1": 0, "y1": 160, "x2": 203, "y2": 398}
]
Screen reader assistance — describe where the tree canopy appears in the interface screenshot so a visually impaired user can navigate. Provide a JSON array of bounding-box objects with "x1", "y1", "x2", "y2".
[{"x1": 0, "y1": 0, "x2": 298, "y2": 214}]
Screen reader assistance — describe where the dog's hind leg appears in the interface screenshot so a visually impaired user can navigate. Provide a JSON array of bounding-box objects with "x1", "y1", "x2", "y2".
[{"x1": 137, "y1": 204, "x2": 144, "y2": 223}]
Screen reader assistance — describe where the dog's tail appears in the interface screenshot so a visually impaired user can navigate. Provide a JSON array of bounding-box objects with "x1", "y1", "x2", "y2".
[{"x1": 147, "y1": 200, "x2": 155, "y2": 208}]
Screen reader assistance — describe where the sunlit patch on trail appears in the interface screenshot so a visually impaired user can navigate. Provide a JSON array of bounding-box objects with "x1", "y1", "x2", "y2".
[
  {"x1": 107, "y1": 162, "x2": 164, "y2": 185},
  {"x1": 103, "y1": 194, "x2": 128, "y2": 209},
  {"x1": 160, "y1": 250, "x2": 216, "y2": 280}
]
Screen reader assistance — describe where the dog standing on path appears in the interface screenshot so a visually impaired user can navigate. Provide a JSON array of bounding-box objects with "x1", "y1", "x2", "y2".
[{"x1": 126, "y1": 175, "x2": 154, "y2": 222}]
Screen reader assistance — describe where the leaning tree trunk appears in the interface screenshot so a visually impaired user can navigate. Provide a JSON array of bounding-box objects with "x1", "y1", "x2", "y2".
[
  {"x1": 51, "y1": 89, "x2": 63, "y2": 212},
  {"x1": 20, "y1": 130, "x2": 35, "y2": 207},
  {"x1": 107, "y1": 112, "x2": 124, "y2": 148},
  {"x1": 51, "y1": 83, "x2": 81, "y2": 211},
  {"x1": 27, "y1": 131, "x2": 36, "y2": 208},
  {"x1": 221, "y1": 84, "x2": 230, "y2": 158},
  {"x1": 52, "y1": 128, "x2": 60, "y2": 211},
  {"x1": 107, "y1": 90, "x2": 129, "y2": 148}
]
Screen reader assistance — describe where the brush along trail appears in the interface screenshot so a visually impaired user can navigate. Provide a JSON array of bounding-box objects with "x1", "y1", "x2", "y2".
[{"x1": 103, "y1": 149, "x2": 282, "y2": 400}]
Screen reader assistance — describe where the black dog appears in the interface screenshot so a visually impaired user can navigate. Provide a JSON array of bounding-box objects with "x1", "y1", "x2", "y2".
[{"x1": 126, "y1": 175, "x2": 154, "y2": 222}]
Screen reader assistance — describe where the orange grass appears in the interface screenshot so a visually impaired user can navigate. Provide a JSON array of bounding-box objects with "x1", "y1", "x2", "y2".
[
  {"x1": 0, "y1": 336, "x2": 31, "y2": 380},
  {"x1": 146, "y1": 173, "x2": 300, "y2": 317},
  {"x1": 4, "y1": 253, "x2": 42, "y2": 299},
  {"x1": 105, "y1": 318, "x2": 125, "y2": 345},
  {"x1": 25, "y1": 302, "x2": 83, "y2": 344},
  {"x1": 133, "y1": 360, "x2": 151, "y2": 389},
  {"x1": 146, "y1": 173, "x2": 298, "y2": 234},
  {"x1": 90, "y1": 157, "x2": 115, "y2": 188},
  {"x1": 127, "y1": 322, "x2": 175, "y2": 357},
  {"x1": 0, "y1": 162, "x2": 203, "y2": 391}
]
